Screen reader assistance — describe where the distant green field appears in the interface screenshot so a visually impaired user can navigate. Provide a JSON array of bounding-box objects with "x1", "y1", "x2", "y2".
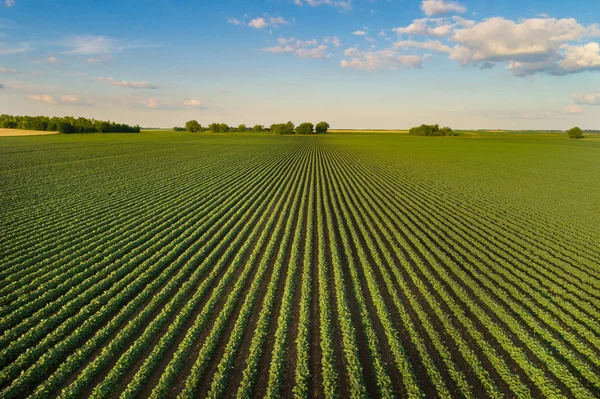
[{"x1": 1, "y1": 131, "x2": 599, "y2": 398}]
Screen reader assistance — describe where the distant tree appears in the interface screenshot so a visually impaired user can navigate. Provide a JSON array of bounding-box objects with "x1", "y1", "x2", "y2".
[
  {"x1": 173, "y1": 126, "x2": 186, "y2": 131},
  {"x1": 315, "y1": 121, "x2": 330, "y2": 134},
  {"x1": 251, "y1": 124, "x2": 264, "y2": 132},
  {"x1": 270, "y1": 121, "x2": 295, "y2": 135},
  {"x1": 296, "y1": 122, "x2": 314, "y2": 135},
  {"x1": 56, "y1": 121, "x2": 76, "y2": 134},
  {"x1": 209, "y1": 123, "x2": 220, "y2": 133},
  {"x1": 185, "y1": 120, "x2": 201, "y2": 132},
  {"x1": 285, "y1": 121, "x2": 295, "y2": 135},
  {"x1": 409, "y1": 124, "x2": 458, "y2": 137},
  {"x1": 567, "y1": 126, "x2": 584, "y2": 139},
  {"x1": 219, "y1": 123, "x2": 229, "y2": 133},
  {"x1": 237, "y1": 124, "x2": 247, "y2": 133}
]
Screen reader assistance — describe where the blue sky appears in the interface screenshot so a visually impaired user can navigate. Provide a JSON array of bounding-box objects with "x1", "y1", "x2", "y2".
[{"x1": 1, "y1": 0, "x2": 600, "y2": 129}]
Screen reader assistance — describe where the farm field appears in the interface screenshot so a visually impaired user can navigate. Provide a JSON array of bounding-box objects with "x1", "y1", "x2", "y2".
[{"x1": 1, "y1": 132, "x2": 600, "y2": 398}]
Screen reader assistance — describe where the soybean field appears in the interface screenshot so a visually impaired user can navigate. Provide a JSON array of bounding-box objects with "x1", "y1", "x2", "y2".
[{"x1": 1, "y1": 132, "x2": 600, "y2": 399}]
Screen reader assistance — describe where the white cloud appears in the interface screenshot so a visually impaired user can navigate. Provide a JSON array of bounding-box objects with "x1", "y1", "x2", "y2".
[
  {"x1": 0, "y1": 42, "x2": 30, "y2": 55},
  {"x1": 393, "y1": 18, "x2": 455, "y2": 37},
  {"x1": 353, "y1": 30, "x2": 367, "y2": 36},
  {"x1": 565, "y1": 105, "x2": 584, "y2": 114},
  {"x1": 137, "y1": 97, "x2": 207, "y2": 110},
  {"x1": 60, "y1": 95, "x2": 93, "y2": 106},
  {"x1": 395, "y1": 39, "x2": 452, "y2": 53},
  {"x1": 44, "y1": 56, "x2": 62, "y2": 64},
  {"x1": 574, "y1": 92, "x2": 600, "y2": 105},
  {"x1": 99, "y1": 77, "x2": 160, "y2": 89},
  {"x1": 421, "y1": 0, "x2": 466, "y2": 17},
  {"x1": 324, "y1": 36, "x2": 341, "y2": 47},
  {"x1": 293, "y1": 0, "x2": 351, "y2": 10},
  {"x1": 28, "y1": 94, "x2": 56, "y2": 104},
  {"x1": 249, "y1": 18, "x2": 268, "y2": 29},
  {"x1": 248, "y1": 15, "x2": 290, "y2": 29},
  {"x1": 28, "y1": 93, "x2": 93, "y2": 106},
  {"x1": 264, "y1": 37, "x2": 331, "y2": 59},
  {"x1": 341, "y1": 48, "x2": 427, "y2": 71},
  {"x1": 0, "y1": 66, "x2": 18, "y2": 73},
  {"x1": 227, "y1": 17, "x2": 243, "y2": 26},
  {"x1": 184, "y1": 99, "x2": 204, "y2": 108},
  {"x1": 449, "y1": 17, "x2": 600, "y2": 76},
  {"x1": 58, "y1": 35, "x2": 145, "y2": 55},
  {"x1": 5, "y1": 0, "x2": 15, "y2": 7},
  {"x1": 558, "y1": 42, "x2": 600, "y2": 73}
]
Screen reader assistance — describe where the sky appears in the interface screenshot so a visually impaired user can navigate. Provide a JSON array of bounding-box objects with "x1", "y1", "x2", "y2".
[{"x1": 1, "y1": 0, "x2": 600, "y2": 130}]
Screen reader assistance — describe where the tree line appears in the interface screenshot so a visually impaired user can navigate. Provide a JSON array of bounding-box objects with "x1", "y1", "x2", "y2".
[
  {"x1": 0, "y1": 114, "x2": 140, "y2": 134},
  {"x1": 180, "y1": 120, "x2": 330, "y2": 135},
  {"x1": 409, "y1": 124, "x2": 458, "y2": 137}
]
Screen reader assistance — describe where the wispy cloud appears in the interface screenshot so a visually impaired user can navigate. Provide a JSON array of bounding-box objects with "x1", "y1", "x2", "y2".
[
  {"x1": 353, "y1": 30, "x2": 367, "y2": 36},
  {"x1": 4, "y1": 0, "x2": 15, "y2": 7},
  {"x1": 99, "y1": 77, "x2": 160, "y2": 89},
  {"x1": 28, "y1": 93, "x2": 93, "y2": 106},
  {"x1": 137, "y1": 97, "x2": 207, "y2": 110},
  {"x1": 0, "y1": 42, "x2": 30, "y2": 55},
  {"x1": 0, "y1": 66, "x2": 18, "y2": 73},
  {"x1": 247, "y1": 15, "x2": 291, "y2": 29},
  {"x1": 341, "y1": 48, "x2": 428, "y2": 71},
  {"x1": 264, "y1": 37, "x2": 331, "y2": 59},
  {"x1": 574, "y1": 92, "x2": 600, "y2": 105},
  {"x1": 293, "y1": 0, "x2": 351, "y2": 11},
  {"x1": 57, "y1": 35, "x2": 146, "y2": 55}
]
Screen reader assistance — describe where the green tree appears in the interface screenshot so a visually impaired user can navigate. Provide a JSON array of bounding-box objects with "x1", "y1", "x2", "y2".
[
  {"x1": 296, "y1": 122, "x2": 314, "y2": 135},
  {"x1": 237, "y1": 124, "x2": 247, "y2": 133},
  {"x1": 185, "y1": 120, "x2": 201, "y2": 132},
  {"x1": 315, "y1": 121, "x2": 330, "y2": 134},
  {"x1": 566, "y1": 126, "x2": 584, "y2": 139},
  {"x1": 219, "y1": 123, "x2": 229, "y2": 133},
  {"x1": 251, "y1": 124, "x2": 264, "y2": 132},
  {"x1": 209, "y1": 123, "x2": 220, "y2": 133}
]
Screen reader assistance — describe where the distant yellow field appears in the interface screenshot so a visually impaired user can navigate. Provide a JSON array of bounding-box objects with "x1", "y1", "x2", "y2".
[{"x1": 0, "y1": 129, "x2": 59, "y2": 137}]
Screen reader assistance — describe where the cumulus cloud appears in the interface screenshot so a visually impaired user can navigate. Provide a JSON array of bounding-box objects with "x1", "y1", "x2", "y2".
[
  {"x1": 449, "y1": 17, "x2": 600, "y2": 76},
  {"x1": 340, "y1": 48, "x2": 428, "y2": 71},
  {"x1": 99, "y1": 77, "x2": 160, "y2": 89},
  {"x1": 264, "y1": 37, "x2": 331, "y2": 59},
  {"x1": 58, "y1": 35, "x2": 145, "y2": 55},
  {"x1": 0, "y1": 66, "x2": 18, "y2": 73},
  {"x1": 421, "y1": 0, "x2": 466, "y2": 17},
  {"x1": 353, "y1": 30, "x2": 367, "y2": 36},
  {"x1": 558, "y1": 42, "x2": 600, "y2": 74},
  {"x1": 574, "y1": 92, "x2": 600, "y2": 105},
  {"x1": 293, "y1": 0, "x2": 351, "y2": 10},
  {"x1": 394, "y1": 18, "x2": 454, "y2": 37}
]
